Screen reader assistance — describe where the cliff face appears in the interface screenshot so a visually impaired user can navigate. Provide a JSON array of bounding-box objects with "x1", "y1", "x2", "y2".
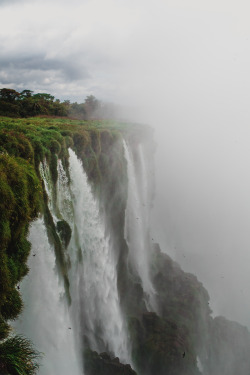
[{"x1": 0, "y1": 117, "x2": 250, "y2": 375}]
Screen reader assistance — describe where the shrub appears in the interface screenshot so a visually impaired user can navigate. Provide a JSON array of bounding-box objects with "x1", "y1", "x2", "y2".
[
  {"x1": 0, "y1": 335, "x2": 41, "y2": 375},
  {"x1": 1, "y1": 289, "x2": 23, "y2": 321}
]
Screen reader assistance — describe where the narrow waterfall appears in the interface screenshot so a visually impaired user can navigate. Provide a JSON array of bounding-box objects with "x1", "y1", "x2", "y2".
[
  {"x1": 39, "y1": 159, "x2": 54, "y2": 212},
  {"x1": 67, "y1": 149, "x2": 130, "y2": 362},
  {"x1": 124, "y1": 141, "x2": 156, "y2": 310},
  {"x1": 14, "y1": 218, "x2": 82, "y2": 375},
  {"x1": 197, "y1": 357, "x2": 204, "y2": 374}
]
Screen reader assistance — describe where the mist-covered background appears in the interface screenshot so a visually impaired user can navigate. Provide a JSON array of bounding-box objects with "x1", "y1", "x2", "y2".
[{"x1": 1, "y1": 0, "x2": 250, "y2": 328}]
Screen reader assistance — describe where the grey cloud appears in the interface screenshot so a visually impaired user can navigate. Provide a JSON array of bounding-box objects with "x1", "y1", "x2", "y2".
[
  {"x1": 0, "y1": 53, "x2": 93, "y2": 102},
  {"x1": 0, "y1": 0, "x2": 32, "y2": 5},
  {"x1": 0, "y1": 55, "x2": 90, "y2": 82},
  {"x1": 0, "y1": 55, "x2": 97, "y2": 106},
  {"x1": 0, "y1": 0, "x2": 19, "y2": 3}
]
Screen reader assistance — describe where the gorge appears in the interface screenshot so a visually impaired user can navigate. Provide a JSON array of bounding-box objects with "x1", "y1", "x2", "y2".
[{"x1": 0, "y1": 116, "x2": 250, "y2": 375}]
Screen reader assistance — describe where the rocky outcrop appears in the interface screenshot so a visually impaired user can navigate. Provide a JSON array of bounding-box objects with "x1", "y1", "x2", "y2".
[
  {"x1": 203, "y1": 316, "x2": 250, "y2": 375},
  {"x1": 129, "y1": 312, "x2": 201, "y2": 375},
  {"x1": 84, "y1": 350, "x2": 137, "y2": 375}
]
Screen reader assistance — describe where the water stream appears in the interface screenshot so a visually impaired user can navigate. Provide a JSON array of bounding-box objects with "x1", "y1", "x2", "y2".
[{"x1": 15, "y1": 149, "x2": 131, "y2": 373}]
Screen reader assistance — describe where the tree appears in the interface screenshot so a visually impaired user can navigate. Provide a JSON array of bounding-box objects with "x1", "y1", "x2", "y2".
[
  {"x1": 0, "y1": 88, "x2": 20, "y2": 103},
  {"x1": 19, "y1": 90, "x2": 33, "y2": 100},
  {"x1": 33, "y1": 93, "x2": 55, "y2": 102},
  {"x1": 84, "y1": 95, "x2": 99, "y2": 119}
]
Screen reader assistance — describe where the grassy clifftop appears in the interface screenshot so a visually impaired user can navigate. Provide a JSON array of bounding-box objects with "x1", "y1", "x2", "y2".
[
  {"x1": 0, "y1": 116, "x2": 138, "y2": 374},
  {"x1": 1, "y1": 116, "x2": 250, "y2": 375}
]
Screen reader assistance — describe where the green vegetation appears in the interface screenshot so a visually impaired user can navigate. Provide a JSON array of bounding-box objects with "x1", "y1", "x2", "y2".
[
  {"x1": 0, "y1": 152, "x2": 41, "y2": 340},
  {"x1": 0, "y1": 335, "x2": 41, "y2": 375},
  {"x1": 0, "y1": 112, "x2": 249, "y2": 375},
  {"x1": 0, "y1": 88, "x2": 104, "y2": 119},
  {"x1": 0, "y1": 115, "x2": 134, "y2": 374}
]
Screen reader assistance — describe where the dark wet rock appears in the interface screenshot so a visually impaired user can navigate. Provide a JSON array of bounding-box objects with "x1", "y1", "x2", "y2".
[
  {"x1": 84, "y1": 349, "x2": 137, "y2": 375},
  {"x1": 129, "y1": 312, "x2": 200, "y2": 375},
  {"x1": 56, "y1": 219, "x2": 72, "y2": 248},
  {"x1": 202, "y1": 316, "x2": 250, "y2": 375}
]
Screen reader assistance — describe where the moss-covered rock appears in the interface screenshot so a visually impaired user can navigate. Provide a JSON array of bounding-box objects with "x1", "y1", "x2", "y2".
[
  {"x1": 56, "y1": 220, "x2": 72, "y2": 248},
  {"x1": 0, "y1": 116, "x2": 150, "y2": 374},
  {"x1": 0, "y1": 152, "x2": 41, "y2": 340},
  {"x1": 1, "y1": 289, "x2": 23, "y2": 321}
]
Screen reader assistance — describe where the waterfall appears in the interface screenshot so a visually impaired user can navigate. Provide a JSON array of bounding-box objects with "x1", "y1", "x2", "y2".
[
  {"x1": 39, "y1": 159, "x2": 54, "y2": 212},
  {"x1": 14, "y1": 218, "x2": 82, "y2": 375},
  {"x1": 67, "y1": 149, "x2": 130, "y2": 362},
  {"x1": 8, "y1": 126, "x2": 250, "y2": 375},
  {"x1": 15, "y1": 149, "x2": 131, "y2": 373},
  {"x1": 197, "y1": 357, "x2": 204, "y2": 374},
  {"x1": 124, "y1": 140, "x2": 157, "y2": 310}
]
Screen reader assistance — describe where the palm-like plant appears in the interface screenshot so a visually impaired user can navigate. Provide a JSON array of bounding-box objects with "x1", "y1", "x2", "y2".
[{"x1": 0, "y1": 335, "x2": 41, "y2": 375}]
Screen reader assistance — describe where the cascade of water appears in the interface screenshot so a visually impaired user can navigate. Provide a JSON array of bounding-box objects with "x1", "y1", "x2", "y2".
[
  {"x1": 15, "y1": 149, "x2": 131, "y2": 372},
  {"x1": 67, "y1": 149, "x2": 130, "y2": 362},
  {"x1": 124, "y1": 141, "x2": 157, "y2": 310},
  {"x1": 197, "y1": 357, "x2": 204, "y2": 373},
  {"x1": 57, "y1": 159, "x2": 74, "y2": 223},
  {"x1": 14, "y1": 218, "x2": 83, "y2": 375},
  {"x1": 39, "y1": 160, "x2": 54, "y2": 212}
]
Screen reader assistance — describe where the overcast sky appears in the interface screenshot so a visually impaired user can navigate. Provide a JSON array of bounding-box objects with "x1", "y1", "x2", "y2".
[
  {"x1": 1, "y1": 0, "x2": 249, "y2": 105},
  {"x1": 2, "y1": 0, "x2": 250, "y2": 328}
]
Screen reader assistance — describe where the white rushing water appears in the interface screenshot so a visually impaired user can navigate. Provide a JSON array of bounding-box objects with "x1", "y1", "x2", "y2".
[
  {"x1": 197, "y1": 357, "x2": 204, "y2": 374},
  {"x1": 14, "y1": 218, "x2": 82, "y2": 375},
  {"x1": 124, "y1": 141, "x2": 157, "y2": 310},
  {"x1": 15, "y1": 149, "x2": 131, "y2": 373},
  {"x1": 67, "y1": 149, "x2": 130, "y2": 362},
  {"x1": 39, "y1": 159, "x2": 54, "y2": 212}
]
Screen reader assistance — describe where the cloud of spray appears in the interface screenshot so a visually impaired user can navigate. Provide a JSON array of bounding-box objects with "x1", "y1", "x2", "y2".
[{"x1": 111, "y1": 2, "x2": 250, "y2": 329}]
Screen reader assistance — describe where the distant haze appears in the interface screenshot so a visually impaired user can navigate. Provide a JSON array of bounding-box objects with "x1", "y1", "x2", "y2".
[{"x1": 2, "y1": 0, "x2": 250, "y2": 327}]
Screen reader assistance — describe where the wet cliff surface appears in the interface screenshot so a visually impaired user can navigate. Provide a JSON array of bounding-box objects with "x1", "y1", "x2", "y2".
[{"x1": 0, "y1": 117, "x2": 250, "y2": 375}]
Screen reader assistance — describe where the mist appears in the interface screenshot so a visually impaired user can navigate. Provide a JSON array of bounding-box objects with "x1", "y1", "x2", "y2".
[
  {"x1": 152, "y1": 115, "x2": 250, "y2": 328},
  {"x1": 115, "y1": 2, "x2": 250, "y2": 329}
]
